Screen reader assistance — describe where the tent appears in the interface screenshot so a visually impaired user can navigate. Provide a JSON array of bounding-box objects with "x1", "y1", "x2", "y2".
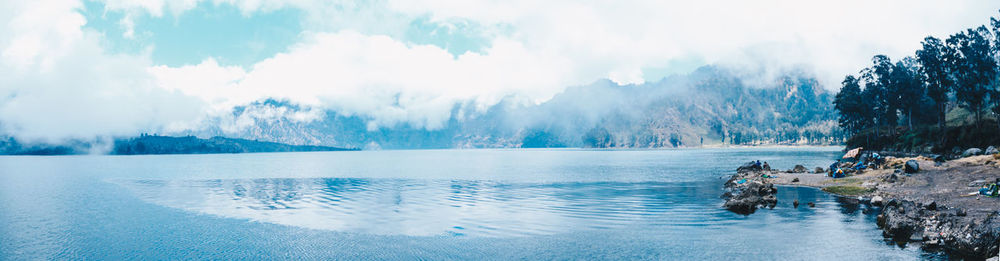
[{"x1": 843, "y1": 147, "x2": 862, "y2": 159}]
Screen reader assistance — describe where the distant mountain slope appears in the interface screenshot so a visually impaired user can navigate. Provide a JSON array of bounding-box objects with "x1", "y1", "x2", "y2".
[
  {"x1": 112, "y1": 135, "x2": 357, "y2": 155},
  {"x1": 0, "y1": 135, "x2": 355, "y2": 155},
  {"x1": 198, "y1": 65, "x2": 843, "y2": 149}
]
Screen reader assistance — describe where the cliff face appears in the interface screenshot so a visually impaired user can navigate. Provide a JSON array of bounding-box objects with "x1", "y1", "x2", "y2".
[{"x1": 197, "y1": 66, "x2": 843, "y2": 149}]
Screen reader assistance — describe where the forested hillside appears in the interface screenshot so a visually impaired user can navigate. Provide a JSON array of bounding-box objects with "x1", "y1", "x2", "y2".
[{"x1": 833, "y1": 12, "x2": 1000, "y2": 152}]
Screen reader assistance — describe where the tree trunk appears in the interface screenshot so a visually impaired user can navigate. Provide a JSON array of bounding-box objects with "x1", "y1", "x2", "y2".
[
  {"x1": 939, "y1": 103, "x2": 947, "y2": 147},
  {"x1": 908, "y1": 109, "x2": 913, "y2": 130},
  {"x1": 976, "y1": 109, "x2": 982, "y2": 130}
]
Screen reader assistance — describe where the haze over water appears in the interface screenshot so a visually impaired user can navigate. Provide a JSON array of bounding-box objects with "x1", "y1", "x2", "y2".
[{"x1": 0, "y1": 148, "x2": 939, "y2": 259}]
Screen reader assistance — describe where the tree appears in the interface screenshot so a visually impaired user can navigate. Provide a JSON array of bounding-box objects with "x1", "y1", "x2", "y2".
[
  {"x1": 891, "y1": 57, "x2": 925, "y2": 129},
  {"x1": 946, "y1": 26, "x2": 996, "y2": 129},
  {"x1": 990, "y1": 15, "x2": 1000, "y2": 132},
  {"x1": 915, "y1": 36, "x2": 953, "y2": 143},
  {"x1": 861, "y1": 55, "x2": 893, "y2": 138},
  {"x1": 833, "y1": 75, "x2": 866, "y2": 134}
]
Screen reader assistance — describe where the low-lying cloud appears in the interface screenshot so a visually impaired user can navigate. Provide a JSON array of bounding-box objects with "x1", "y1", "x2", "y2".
[{"x1": 1, "y1": 0, "x2": 998, "y2": 142}]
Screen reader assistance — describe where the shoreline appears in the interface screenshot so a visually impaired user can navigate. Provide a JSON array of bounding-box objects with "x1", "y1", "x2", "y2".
[{"x1": 722, "y1": 156, "x2": 1000, "y2": 259}]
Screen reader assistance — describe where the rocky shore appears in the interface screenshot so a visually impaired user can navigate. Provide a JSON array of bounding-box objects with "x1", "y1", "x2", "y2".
[{"x1": 723, "y1": 156, "x2": 1000, "y2": 259}]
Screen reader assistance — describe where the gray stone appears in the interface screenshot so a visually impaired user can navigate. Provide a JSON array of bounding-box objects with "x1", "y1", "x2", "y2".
[
  {"x1": 923, "y1": 200, "x2": 936, "y2": 211},
  {"x1": 870, "y1": 195, "x2": 884, "y2": 206},
  {"x1": 814, "y1": 167, "x2": 824, "y2": 173},
  {"x1": 963, "y1": 148, "x2": 983, "y2": 157},
  {"x1": 986, "y1": 146, "x2": 999, "y2": 155},
  {"x1": 792, "y1": 165, "x2": 807, "y2": 173}
]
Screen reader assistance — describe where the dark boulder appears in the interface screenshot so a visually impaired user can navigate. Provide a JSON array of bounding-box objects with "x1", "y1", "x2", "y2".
[
  {"x1": 904, "y1": 160, "x2": 919, "y2": 174},
  {"x1": 877, "y1": 200, "x2": 921, "y2": 242},
  {"x1": 792, "y1": 165, "x2": 807, "y2": 173},
  {"x1": 986, "y1": 146, "x2": 999, "y2": 155},
  {"x1": 791, "y1": 177, "x2": 799, "y2": 183},
  {"x1": 736, "y1": 161, "x2": 762, "y2": 173},
  {"x1": 722, "y1": 182, "x2": 777, "y2": 215},
  {"x1": 814, "y1": 167, "x2": 824, "y2": 173},
  {"x1": 952, "y1": 146, "x2": 964, "y2": 156}
]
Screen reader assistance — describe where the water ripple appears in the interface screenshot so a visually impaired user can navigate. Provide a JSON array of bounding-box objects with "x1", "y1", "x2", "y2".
[{"x1": 117, "y1": 178, "x2": 725, "y2": 237}]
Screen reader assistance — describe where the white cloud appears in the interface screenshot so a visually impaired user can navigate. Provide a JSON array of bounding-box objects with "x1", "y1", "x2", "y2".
[
  {"x1": 152, "y1": 31, "x2": 576, "y2": 130},
  {"x1": 0, "y1": 0, "x2": 206, "y2": 142},
  {"x1": 2, "y1": 0, "x2": 1000, "y2": 142},
  {"x1": 386, "y1": 0, "x2": 1000, "y2": 85}
]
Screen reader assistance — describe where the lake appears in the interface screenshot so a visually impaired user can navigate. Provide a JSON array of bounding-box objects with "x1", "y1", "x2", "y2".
[{"x1": 0, "y1": 147, "x2": 941, "y2": 259}]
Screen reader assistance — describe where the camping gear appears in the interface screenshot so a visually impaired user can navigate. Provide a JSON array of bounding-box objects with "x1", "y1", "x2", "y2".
[
  {"x1": 843, "y1": 147, "x2": 862, "y2": 159},
  {"x1": 980, "y1": 181, "x2": 998, "y2": 197},
  {"x1": 833, "y1": 169, "x2": 845, "y2": 178}
]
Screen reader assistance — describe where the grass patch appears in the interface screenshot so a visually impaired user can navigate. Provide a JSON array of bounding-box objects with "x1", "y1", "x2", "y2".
[
  {"x1": 822, "y1": 185, "x2": 873, "y2": 196},
  {"x1": 820, "y1": 177, "x2": 864, "y2": 185}
]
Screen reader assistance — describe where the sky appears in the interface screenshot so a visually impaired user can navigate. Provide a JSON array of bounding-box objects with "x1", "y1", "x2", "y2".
[{"x1": 1, "y1": 0, "x2": 999, "y2": 142}]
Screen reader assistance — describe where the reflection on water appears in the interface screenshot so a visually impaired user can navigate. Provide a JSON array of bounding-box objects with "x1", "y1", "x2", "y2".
[{"x1": 119, "y1": 178, "x2": 733, "y2": 237}]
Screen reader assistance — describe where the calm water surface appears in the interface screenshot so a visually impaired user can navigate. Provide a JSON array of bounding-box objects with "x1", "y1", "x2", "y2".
[{"x1": 0, "y1": 148, "x2": 940, "y2": 259}]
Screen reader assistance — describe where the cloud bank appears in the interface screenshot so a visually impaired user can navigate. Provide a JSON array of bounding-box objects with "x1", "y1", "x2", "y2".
[{"x1": 1, "y1": 0, "x2": 998, "y2": 142}]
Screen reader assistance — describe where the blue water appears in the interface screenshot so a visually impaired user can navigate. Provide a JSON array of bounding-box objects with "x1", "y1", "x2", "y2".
[{"x1": 0, "y1": 148, "x2": 939, "y2": 259}]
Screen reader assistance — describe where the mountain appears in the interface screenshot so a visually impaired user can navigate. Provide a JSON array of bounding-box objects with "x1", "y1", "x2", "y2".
[{"x1": 194, "y1": 65, "x2": 844, "y2": 149}]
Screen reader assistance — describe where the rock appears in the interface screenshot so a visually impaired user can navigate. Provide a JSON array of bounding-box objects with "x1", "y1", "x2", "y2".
[
  {"x1": 904, "y1": 160, "x2": 919, "y2": 173},
  {"x1": 870, "y1": 195, "x2": 884, "y2": 206},
  {"x1": 882, "y1": 173, "x2": 898, "y2": 183},
  {"x1": 807, "y1": 202, "x2": 815, "y2": 208},
  {"x1": 736, "y1": 161, "x2": 762, "y2": 173},
  {"x1": 986, "y1": 256, "x2": 998, "y2": 261},
  {"x1": 952, "y1": 146, "x2": 964, "y2": 156},
  {"x1": 923, "y1": 200, "x2": 936, "y2": 211},
  {"x1": 986, "y1": 146, "x2": 999, "y2": 155},
  {"x1": 956, "y1": 208, "x2": 967, "y2": 217},
  {"x1": 722, "y1": 182, "x2": 777, "y2": 215},
  {"x1": 877, "y1": 201, "x2": 921, "y2": 242},
  {"x1": 792, "y1": 165, "x2": 807, "y2": 173},
  {"x1": 933, "y1": 154, "x2": 946, "y2": 162},
  {"x1": 793, "y1": 200, "x2": 799, "y2": 208},
  {"x1": 791, "y1": 177, "x2": 799, "y2": 183},
  {"x1": 885, "y1": 198, "x2": 898, "y2": 207},
  {"x1": 963, "y1": 148, "x2": 983, "y2": 157},
  {"x1": 814, "y1": 167, "x2": 824, "y2": 173}
]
